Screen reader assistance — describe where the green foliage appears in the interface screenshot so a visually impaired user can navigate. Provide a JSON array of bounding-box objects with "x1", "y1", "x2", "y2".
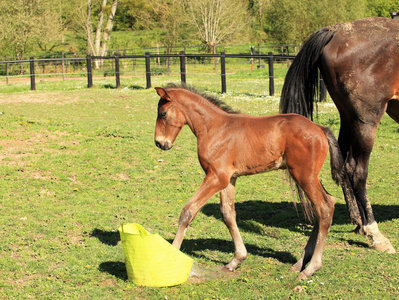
[
  {"x1": 366, "y1": 0, "x2": 399, "y2": 17},
  {"x1": 266, "y1": 0, "x2": 367, "y2": 44},
  {"x1": 115, "y1": 0, "x2": 160, "y2": 31},
  {"x1": 0, "y1": 0, "x2": 62, "y2": 58},
  {"x1": 109, "y1": 29, "x2": 166, "y2": 49},
  {"x1": 1, "y1": 0, "x2": 397, "y2": 57}
]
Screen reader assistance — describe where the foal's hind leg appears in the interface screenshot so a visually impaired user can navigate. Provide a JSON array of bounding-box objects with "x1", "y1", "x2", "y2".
[
  {"x1": 291, "y1": 182, "x2": 335, "y2": 280},
  {"x1": 219, "y1": 178, "x2": 248, "y2": 271},
  {"x1": 289, "y1": 221, "x2": 319, "y2": 274}
]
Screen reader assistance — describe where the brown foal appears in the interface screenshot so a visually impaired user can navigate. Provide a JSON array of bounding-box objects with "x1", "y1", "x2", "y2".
[{"x1": 154, "y1": 83, "x2": 344, "y2": 280}]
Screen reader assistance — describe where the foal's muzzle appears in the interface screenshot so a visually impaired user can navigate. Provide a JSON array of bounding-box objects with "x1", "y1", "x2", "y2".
[{"x1": 155, "y1": 140, "x2": 173, "y2": 151}]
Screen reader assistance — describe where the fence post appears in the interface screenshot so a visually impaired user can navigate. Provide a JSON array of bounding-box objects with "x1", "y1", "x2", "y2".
[
  {"x1": 133, "y1": 49, "x2": 136, "y2": 76},
  {"x1": 250, "y1": 46, "x2": 254, "y2": 70},
  {"x1": 30, "y1": 57, "x2": 36, "y2": 91},
  {"x1": 220, "y1": 52, "x2": 226, "y2": 93},
  {"x1": 213, "y1": 45, "x2": 217, "y2": 73},
  {"x1": 86, "y1": 55, "x2": 93, "y2": 88},
  {"x1": 55, "y1": 54, "x2": 59, "y2": 75},
  {"x1": 61, "y1": 52, "x2": 65, "y2": 81},
  {"x1": 115, "y1": 54, "x2": 120, "y2": 89},
  {"x1": 268, "y1": 52, "x2": 274, "y2": 96},
  {"x1": 166, "y1": 47, "x2": 170, "y2": 76},
  {"x1": 179, "y1": 51, "x2": 186, "y2": 83},
  {"x1": 145, "y1": 52, "x2": 151, "y2": 89},
  {"x1": 5, "y1": 56, "x2": 8, "y2": 85}
]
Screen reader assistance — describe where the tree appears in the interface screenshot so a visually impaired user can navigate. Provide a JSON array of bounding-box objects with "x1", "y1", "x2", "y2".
[
  {"x1": 68, "y1": 0, "x2": 118, "y2": 67},
  {"x1": 265, "y1": 0, "x2": 367, "y2": 44},
  {"x1": 184, "y1": 0, "x2": 249, "y2": 50},
  {"x1": 116, "y1": 0, "x2": 158, "y2": 30},
  {"x1": 0, "y1": 0, "x2": 62, "y2": 59},
  {"x1": 87, "y1": 0, "x2": 118, "y2": 57},
  {"x1": 366, "y1": 0, "x2": 399, "y2": 17},
  {"x1": 157, "y1": 0, "x2": 190, "y2": 48},
  {"x1": 249, "y1": 0, "x2": 271, "y2": 42}
]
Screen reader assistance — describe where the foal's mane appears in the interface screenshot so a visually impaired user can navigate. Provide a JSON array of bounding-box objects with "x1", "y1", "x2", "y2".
[{"x1": 165, "y1": 82, "x2": 240, "y2": 114}]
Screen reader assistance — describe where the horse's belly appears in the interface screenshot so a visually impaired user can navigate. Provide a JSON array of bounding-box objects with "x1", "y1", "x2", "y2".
[{"x1": 233, "y1": 156, "x2": 286, "y2": 177}]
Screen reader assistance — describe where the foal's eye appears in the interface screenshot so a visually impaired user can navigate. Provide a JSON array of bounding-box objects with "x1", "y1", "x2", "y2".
[{"x1": 159, "y1": 111, "x2": 167, "y2": 118}]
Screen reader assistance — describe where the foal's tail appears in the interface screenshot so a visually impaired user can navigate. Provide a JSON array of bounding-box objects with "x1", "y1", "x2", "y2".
[
  {"x1": 321, "y1": 126, "x2": 344, "y2": 185},
  {"x1": 280, "y1": 27, "x2": 336, "y2": 120}
]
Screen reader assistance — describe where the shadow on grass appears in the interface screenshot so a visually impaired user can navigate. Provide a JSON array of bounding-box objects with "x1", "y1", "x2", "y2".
[
  {"x1": 342, "y1": 239, "x2": 370, "y2": 249},
  {"x1": 201, "y1": 200, "x2": 399, "y2": 233},
  {"x1": 128, "y1": 85, "x2": 145, "y2": 90},
  {"x1": 92, "y1": 230, "x2": 126, "y2": 280},
  {"x1": 175, "y1": 238, "x2": 297, "y2": 265},
  {"x1": 91, "y1": 229, "x2": 120, "y2": 246},
  {"x1": 102, "y1": 84, "x2": 117, "y2": 89},
  {"x1": 99, "y1": 261, "x2": 128, "y2": 281},
  {"x1": 101, "y1": 84, "x2": 145, "y2": 90}
]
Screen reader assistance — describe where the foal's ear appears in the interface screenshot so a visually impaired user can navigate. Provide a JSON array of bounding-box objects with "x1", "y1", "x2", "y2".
[{"x1": 155, "y1": 87, "x2": 173, "y2": 101}]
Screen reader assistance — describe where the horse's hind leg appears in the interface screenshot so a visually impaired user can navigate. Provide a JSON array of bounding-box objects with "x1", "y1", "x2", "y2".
[
  {"x1": 289, "y1": 221, "x2": 319, "y2": 274},
  {"x1": 291, "y1": 182, "x2": 335, "y2": 280},
  {"x1": 219, "y1": 177, "x2": 248, "y2": 271},
  {"x1": 340, "y1": 117, "x2": 395, "y2": 253}
]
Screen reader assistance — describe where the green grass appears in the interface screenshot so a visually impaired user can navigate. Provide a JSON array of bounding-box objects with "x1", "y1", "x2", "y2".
[{"x1": 0, "y1": 77, "x2": 398, "y2": 299}]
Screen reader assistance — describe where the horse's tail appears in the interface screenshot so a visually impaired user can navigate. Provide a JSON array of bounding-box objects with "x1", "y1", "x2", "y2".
[
  {"x1": 280, "y1": 27, "x2": 336, "y2": 120},
  {"x1": 322, "y1": 126, "x2": 363, "y2": 225},
  {"x1": 321, "y1": 126, "x2": 344, "y2": 185}
]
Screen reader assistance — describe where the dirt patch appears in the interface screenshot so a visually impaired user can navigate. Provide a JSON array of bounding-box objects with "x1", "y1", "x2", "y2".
[
  {"x1": 188, "y1": 263, "x2": 239, "y2": 284},
  {"x1": 0, "y1": 130, "x2": 79, "y2": 169},
  {"x1": 0, "y1": 91, "x2": 81, "y2": 105}
]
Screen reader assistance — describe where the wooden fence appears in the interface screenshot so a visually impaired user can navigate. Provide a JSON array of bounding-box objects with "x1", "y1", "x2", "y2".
[{"x1": 0, "y1": 51, "x2": 327, "y2": 99}]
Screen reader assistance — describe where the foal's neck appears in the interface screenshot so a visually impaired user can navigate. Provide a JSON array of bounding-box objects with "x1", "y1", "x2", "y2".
[{"x1": 183, "y1": 94, "x2": 230, "y2": 137}]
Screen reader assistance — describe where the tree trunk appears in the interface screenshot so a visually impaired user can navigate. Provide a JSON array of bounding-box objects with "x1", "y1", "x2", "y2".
[
  {"x1": 86, "y1": 0, "x2": 94, "y2": 55},
  {"x1": 94, "y1": 0, "x2": 107, "y2": 69},
  {"x1": 100, "y1": 0, "x2": 118, "y2": 57}
]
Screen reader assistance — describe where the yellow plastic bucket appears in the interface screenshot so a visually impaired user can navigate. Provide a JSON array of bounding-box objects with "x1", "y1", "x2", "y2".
[{"x1": 119, "y1": 223, "x2": 194, "y2": 287}]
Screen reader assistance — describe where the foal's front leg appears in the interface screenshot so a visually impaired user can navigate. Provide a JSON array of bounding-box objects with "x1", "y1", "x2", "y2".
[
  {"x1": 219, "y1": 178, "x2": 247, "y2": 271},
  {"x1": 172, "y1": 173, "x2": 225, "y2": 249}
]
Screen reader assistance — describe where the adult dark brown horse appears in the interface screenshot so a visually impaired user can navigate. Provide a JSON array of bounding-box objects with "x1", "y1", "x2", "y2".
[
  {"x1": 154, "y1": 83, "x2": 345, "y2": 280},
  {"x1": 280, "y1": 17, "x2": 397, "y2": 254}
]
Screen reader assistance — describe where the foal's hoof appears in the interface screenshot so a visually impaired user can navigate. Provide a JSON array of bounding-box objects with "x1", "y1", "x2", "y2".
[
  {"x1": 220, "y1": 266, "x2": 235, "y2": 273},
  {"x1": 217, "y1": 266, "x2": 239, "y2": 278},
  {"x1": 371, "y1": 241, "x2": 396, "y2": 254},
  {"x1": 296, "y1": 272, "x2": 309, "y2": 281}
]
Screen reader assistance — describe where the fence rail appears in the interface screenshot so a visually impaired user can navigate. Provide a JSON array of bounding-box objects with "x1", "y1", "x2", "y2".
[{"x1": 0, "y1": 51, "x2": 326, "y2": 98}]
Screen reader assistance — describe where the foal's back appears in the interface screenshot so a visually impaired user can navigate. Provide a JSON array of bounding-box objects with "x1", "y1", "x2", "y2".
[{"x1": 224, "y1": 113, "x2": 328, "y2": 176}]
